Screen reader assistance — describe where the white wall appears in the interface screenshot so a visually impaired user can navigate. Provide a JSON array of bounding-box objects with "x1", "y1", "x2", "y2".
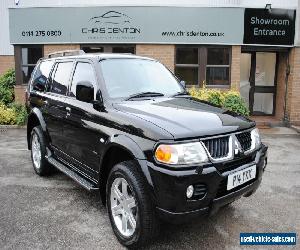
[
  {"x1": 6, "y1": 0, "x2": 299, "y2": 8},
  {"x1": 0, "y1": 0, "x2": 14, "y2": 55},
  {"x1": 0, "y1": 0, "x2": 299, "y2": 55}
]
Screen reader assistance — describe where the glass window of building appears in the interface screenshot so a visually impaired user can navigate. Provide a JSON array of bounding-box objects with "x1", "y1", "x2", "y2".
[
  {"x1": 175, "y1": 46, "x2": 231, "y2": 87},
  {"x1": 175, "y1": 48, "x2": 198, "y2": 85},
  {"x1": 206, "y1": 48, "x2": 230, "y2": 86},
  {"x1": 81, "y1": 44, "x2": 135, "y2": 54},
  {"x1": 15, "y1": 46, "x2": 43, "y2": 84}
]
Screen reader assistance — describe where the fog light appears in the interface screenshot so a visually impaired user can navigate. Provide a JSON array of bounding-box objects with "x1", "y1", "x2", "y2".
[{"x1": 186, "y1": 185, "x2": 194, "y2": 199}]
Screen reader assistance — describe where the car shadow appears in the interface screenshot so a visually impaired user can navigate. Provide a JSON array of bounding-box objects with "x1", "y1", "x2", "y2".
[
  {"x1": 142, "y1": 206, "x2": 237, "y2": 250},
  {"x1": 50, "y1": 171, "x2": 237, "y2": 249}
]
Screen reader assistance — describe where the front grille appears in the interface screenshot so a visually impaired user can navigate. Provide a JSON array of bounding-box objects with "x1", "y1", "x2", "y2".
[
  {"x1": 236, "y1": 131, "x2": 252, "y2": 151},
  {"x1": 202, "y1": 136, "x2": 229, "y2": 159},
  {"x1": 193, "y1": 184, "x2": 207, "y2": 199}
]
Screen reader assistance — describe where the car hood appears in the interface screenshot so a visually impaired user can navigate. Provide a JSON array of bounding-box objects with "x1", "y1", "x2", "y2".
[{"x1": 113, "y1": 97, "x2": 255, "y2": 139}]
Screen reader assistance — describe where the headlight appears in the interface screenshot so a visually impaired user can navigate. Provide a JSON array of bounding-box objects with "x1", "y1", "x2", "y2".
[
  {"x1": 154, "y1": 142, "x2": 208, "y2": 165},
  {"x1": 250, "y1": 128, "x2": 261, "y2": 150}
]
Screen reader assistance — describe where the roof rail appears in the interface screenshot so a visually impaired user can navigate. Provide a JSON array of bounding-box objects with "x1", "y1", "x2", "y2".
[{"x1": 47, "y1": 50, "x2": 85, "y2": 58}]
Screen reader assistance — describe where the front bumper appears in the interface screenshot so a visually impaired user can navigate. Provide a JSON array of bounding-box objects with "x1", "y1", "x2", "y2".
[{"x1": 146, "y1": 144, "x2": 268, "y2": 224}]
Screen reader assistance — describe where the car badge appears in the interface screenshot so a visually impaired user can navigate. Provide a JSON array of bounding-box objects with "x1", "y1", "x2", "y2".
[{"x1": 234, "y1": 139, "x2": 242, "y2": 155}]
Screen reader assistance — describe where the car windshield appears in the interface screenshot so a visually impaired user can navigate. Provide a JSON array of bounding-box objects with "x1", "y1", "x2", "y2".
[{"x1": 100, "y1": 58, "x2": 183, "y2": 99}]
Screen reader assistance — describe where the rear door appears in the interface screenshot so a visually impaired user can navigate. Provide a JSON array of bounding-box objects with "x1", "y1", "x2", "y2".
[
  {"x1": 44, "y1": 60, "x2": 74, "y2": 154},
  {"x1": 62, "y1": 60, "x2": 103, "y2": 180}
]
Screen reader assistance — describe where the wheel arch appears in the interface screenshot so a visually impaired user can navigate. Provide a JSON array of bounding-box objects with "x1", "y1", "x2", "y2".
[
  {"x1": 99, "y1": 135, "x2": 149, "y2": 205},
  {"x1": 27, "y1": 108, "x2": 48, "y2": 149}
]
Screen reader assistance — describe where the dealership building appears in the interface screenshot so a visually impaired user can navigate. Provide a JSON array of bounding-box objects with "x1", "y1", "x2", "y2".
[{"x1": 1, "y1": 0, "x2": 300, "y2": 125}]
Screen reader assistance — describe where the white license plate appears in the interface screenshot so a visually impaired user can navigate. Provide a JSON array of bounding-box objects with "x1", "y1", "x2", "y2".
[{"x1": 227, "y1": 165, "x2": 256, "y2": 190}]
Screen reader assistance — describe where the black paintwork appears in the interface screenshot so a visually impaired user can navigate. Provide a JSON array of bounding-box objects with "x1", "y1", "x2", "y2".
[
  {"x1": 113, "y1": 97, "x2": 255, "y2": 139},
  {"x1": 27, "y1": 53, "x2": 267, "y2": 222}
]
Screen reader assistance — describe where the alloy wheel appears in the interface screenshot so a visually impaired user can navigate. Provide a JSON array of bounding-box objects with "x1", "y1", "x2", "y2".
[
  {"x1": 32, "y1": 133, "x2": 41, "y2": 169},
  {"x1": 110, "y1": 177, "x2": 137, "y2": 237}
]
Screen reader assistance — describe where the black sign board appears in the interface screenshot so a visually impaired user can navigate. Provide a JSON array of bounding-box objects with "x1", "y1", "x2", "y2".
[{"x1": 244, "y1": 8, "x2": 296, "y2": 46}]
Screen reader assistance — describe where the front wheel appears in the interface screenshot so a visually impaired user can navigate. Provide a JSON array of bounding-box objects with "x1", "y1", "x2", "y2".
[
  {"x1": 106, "y1": 161, "x2": 159, "y2": 248},
  {"x1": 30, "y1": 126, "x2": 52, "y2": 176}
]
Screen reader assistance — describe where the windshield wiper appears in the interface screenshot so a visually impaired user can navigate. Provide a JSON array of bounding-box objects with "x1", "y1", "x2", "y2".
[
  {"x1": 171, "y1": 91, "x2": 190, "y2": 97},
  {"x1": 126, "y1": 92, "x2": 164, "y2": 100}
]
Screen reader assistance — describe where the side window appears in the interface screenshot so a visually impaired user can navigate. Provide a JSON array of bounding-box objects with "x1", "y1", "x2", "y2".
[
  {"x1": 31, "y1": 60, "x2": 54, "y2": 91},
  {"x1": 51, "y1": 62, "x2": 73, "y2": 95},
  {"x1": 70, "y1": 62, "x2": 97, "y2": 97}
]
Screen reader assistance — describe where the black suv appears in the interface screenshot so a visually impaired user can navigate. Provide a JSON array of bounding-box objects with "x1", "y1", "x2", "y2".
[{"x1": 27, "y1": 50, "x2": 268, "y2": 248}]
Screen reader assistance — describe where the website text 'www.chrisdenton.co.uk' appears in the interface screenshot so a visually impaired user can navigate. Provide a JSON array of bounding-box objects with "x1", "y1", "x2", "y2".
[{"x1": 161, "y1": 30, "x2": 225, "y2": 37}]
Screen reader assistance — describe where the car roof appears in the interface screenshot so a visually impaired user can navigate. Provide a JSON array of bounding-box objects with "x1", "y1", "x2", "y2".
[{"x1": 42, "y1": 53, "x2": 155, "y2": 62}]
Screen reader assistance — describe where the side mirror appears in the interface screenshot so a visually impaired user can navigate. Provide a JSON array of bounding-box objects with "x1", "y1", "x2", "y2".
[
  {"x1": 93, "y1": 89, "x2": 105, "y2": 111},
  {"x1": 76, "y1": 81, "x2": 94, "y2": 103},
  {"x1": 180, "y1": 80, "x2": 186, "y2": 88}
]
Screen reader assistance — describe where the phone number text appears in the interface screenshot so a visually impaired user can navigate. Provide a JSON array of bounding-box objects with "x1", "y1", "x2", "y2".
[{"x1": 21, "y1": 30, "x2": 62, "y2": 37}]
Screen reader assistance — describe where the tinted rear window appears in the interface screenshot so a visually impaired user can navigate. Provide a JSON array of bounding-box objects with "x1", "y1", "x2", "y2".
[{"x1": 31, "y1": 60, "x2": 54, "y2": 91}]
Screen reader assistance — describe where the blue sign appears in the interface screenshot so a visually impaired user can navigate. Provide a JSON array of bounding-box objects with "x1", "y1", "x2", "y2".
[{"x1": 240, "y1": 233, "x2": 297, "y2": 245}]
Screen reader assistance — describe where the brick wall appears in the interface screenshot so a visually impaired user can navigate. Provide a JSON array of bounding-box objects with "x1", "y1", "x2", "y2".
[
  {"x1": 287, "y1": 47, "x2": 300, "y2": 125},
  {"x1": 0, "y1": 55, "x2": 15, "y2": 75},
  {"x1": 14, "y1": 85, "x2": 27, "y2": 104},
  {"x1": 275, "y1": 53, "x2": 287, "y2": 120},
  {"x1": 44, "y1": 44, "x2": 80, "y2": 57},
  {"x1": 136, "y1": 44, "x2": 175, "y2": 72},
  {"x1": 231, "y1": 46, "x2": 241, "y2": 90}
]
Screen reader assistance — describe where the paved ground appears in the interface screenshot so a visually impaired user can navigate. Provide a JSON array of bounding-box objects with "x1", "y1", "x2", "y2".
[{"x1": 0, "y1": 128, "x2": 299, "y2": 250}]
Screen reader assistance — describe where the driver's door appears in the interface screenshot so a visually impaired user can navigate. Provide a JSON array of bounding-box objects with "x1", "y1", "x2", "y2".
[{"x1": 62, "y1": 61, "x2": 103, "y2": 180}]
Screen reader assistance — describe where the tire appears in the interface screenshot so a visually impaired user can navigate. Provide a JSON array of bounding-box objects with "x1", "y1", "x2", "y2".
[
  {"x1": 106, "y1": 160, "x2": 159, "y2": 248},
  {"x1": 30, "y1": 126, "x2": 52, "y2": 176}
]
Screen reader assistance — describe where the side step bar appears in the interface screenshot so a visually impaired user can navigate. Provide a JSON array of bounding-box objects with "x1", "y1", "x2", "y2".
[{"x1": 47, "y1": 156, "x2": 99, "y2": 191}]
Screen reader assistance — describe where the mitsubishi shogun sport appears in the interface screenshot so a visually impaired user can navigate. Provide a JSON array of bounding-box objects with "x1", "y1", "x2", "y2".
[{"x1": 27, "y1": 50, "x2": 268, "y2": 248}]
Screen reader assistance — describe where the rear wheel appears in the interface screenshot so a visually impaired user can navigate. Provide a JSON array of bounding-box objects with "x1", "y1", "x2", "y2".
[
  {"x1": 30, "y1": 126, "x2": 52, "y2": 176},
  {"x1": 106, "y1": 161, "x2": 159, "y2": 248}
]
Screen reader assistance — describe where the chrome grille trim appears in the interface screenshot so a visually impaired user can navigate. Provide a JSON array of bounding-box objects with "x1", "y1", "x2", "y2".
[
  {"x1": 200, "y1": 128, "x2": 256, "y2": 162},
  {"x1": 201, "y1": 136, "x2": 234, "y2": 162}
]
